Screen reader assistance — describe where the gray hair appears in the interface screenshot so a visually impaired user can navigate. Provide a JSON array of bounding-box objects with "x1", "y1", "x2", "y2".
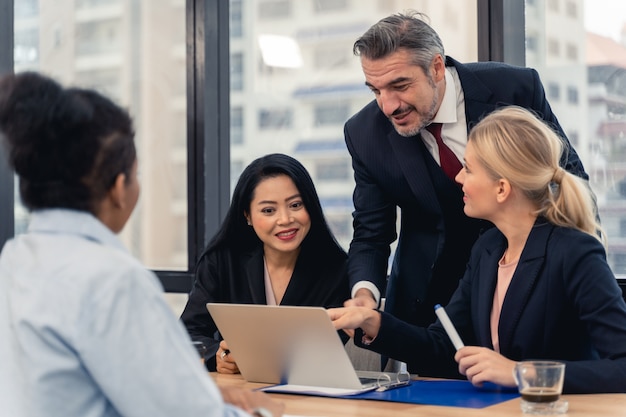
[{"x1": 353, "y1": 10, "x2": 445, "y2": 75}]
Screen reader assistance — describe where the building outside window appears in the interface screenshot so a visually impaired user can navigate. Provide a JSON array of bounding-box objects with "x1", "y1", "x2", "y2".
[
  {"x1": 11, "y1": 0, "x2": 188, "y2": 272},
  {"x1": 6, "y1": 0, "x2": 626, "y2": 300},
  {"x1": 315, "y1": 159, "x2": 350, "y2": 181},
  {"x1": 258, "y1": 108, "x2": 293, "y2": 129},
  {"x1": 314, "y1": 102, "x2": 351, "y2": 127},
  {"x1": 230, "y1": 0, "x2": 478, "y2": 251},
  {"x1": 526, "y1": 0, "x2": 626, "y2": 274}
]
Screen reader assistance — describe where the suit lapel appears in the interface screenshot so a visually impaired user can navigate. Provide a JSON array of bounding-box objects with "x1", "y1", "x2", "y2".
[
  {"x1": 388, "y1": 129, "x2": 442, "y2": 216},
  {"x1": 280, "y1": 259, "x2": 311, "y2": 306},
  {"x1": 447, "y1": 57, "x2": 498, "y2": 129},
  {"x1": 244, "y1": 247, "x2": 267, "y2": 304},
  {"x1": 497, "y1": 221, "x2": 553, "y2": 353}
]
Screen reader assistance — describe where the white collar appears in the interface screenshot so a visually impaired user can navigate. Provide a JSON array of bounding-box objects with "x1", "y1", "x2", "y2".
[{"x1": 430, "y1": 68, "x2": 458, "y2": 125}]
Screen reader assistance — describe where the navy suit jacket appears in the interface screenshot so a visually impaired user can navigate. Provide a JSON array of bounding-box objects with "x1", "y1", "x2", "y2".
[
  {"x1": 344, "y1": 57, "x2": 588, "y2": 326},
  {"x1": 181, "y1": 245, "x2": 349, "y2": 370},
  {"x1": 356, "y1": 220, "x2": 626, "y2": 394}
]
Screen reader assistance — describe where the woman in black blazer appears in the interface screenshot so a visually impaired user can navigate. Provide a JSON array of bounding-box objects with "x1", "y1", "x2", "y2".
[
  {"x1": 181, "y1": 153, "x2": 349, "y2": 372},
  {"x1": 329, "y1": 106, "x2": 626, "y2": 394}
]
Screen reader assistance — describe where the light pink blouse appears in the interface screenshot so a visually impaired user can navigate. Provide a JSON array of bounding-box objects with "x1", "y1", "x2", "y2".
[{"x1": 490, "y1": 256, "x2": 519, "y2": 352}]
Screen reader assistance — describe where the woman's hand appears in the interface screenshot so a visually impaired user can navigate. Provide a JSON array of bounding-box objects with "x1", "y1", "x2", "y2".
[
  {"x1": 455, "y1": 346, "x2": 517, "y2": 388},
  {"x1": 216, "y1": 340, "x2": 240, "y2": 374}
]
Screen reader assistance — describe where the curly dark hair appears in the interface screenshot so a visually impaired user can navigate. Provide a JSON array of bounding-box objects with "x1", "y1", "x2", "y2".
[{"x1": 0, "y1": 71, "x2": 136, "y2": 213}]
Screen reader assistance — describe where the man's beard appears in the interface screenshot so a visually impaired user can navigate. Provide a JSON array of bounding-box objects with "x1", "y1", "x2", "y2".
[{"x1": 392, "y1": 78, "x2": 440, "y2": 137}]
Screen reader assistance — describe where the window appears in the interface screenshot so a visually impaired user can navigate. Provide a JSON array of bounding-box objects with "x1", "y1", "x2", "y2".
[
  {"x1": 313, "y1": 45, "x2": 349, "y2": 69},
  {"x1": 75, "y1": 69, "x2": 121, "y2": 101},
  {"x1": 171, "y1": 160, "x2": 187, "y2": 201},
  {"x1": 231, "y1": 106, "x2": 244, "y2": 145},
  {"x1": 314, "y1": 102, "x2": 351, "y2": 126},
  {"x1": 230, "y1": 1, "x2": 478, "y2": 257},
  {"x1": 230, "y1": 0, "x2": 243, "y2": 38},
  {"x1": 548, "y1": 82, "x2": 561, "y2": 101},
  {"x1": 565, "y1": 0, "x2": 578, "y2": 17},
  {"x1": 9, "y1": 0, "x2": 188, "y2": 272},
  {"x1": 231, "y1": 52, "x2": 243, "y2": 91},
  {"x1": 526, "y1": 35, "x2": 538, "y2": 52},
  {"x1": 258, "y1": 0, "x2": 291, "y2": 19},
  {"x1": 613, "y1": 254, "x2": 626, "y2": 275},
  {"x1": 566, "y1": 43, "x2": 578, "y2": 60},
  {"x1": 326, "y1": 214, "x2": 352, "y2": 240},
  {"x1": 548, "y1": 38, "x2": 560, "y2": 56},
  {"x1": 75, "y1": 20, "x2": 121, "y2": 55},
  {"x1": 230, "y1": 159, "x2": 245, "y2": 192},
  {"x1": 548, "y1": 0, "x2": 560, "y2": 12},
  {"x1": 527, "y1": 0, "x2": 626, "y2": 278},
  {"x1": 15, "y1": 0, "x2": 624, "y2": 299},
  {"x1": 314, "y1": 0, "x2": 347, "y2": 12},
  {"x1": 14, "y1": 0, "x2": 37, "y2": 17},
  {"x1": 258, "y1": 108, "x2": 293, "y2": 129},
  {"x1": 567, "y1": 86, "x2": 579, "y2": 104},
  {"x1": 76, "y1": 0, "x2": 121, "y2": 7},
  {"x1": 14, "y1": 28, "x2": 38, "y2": 67},
  {"x1": 315, "y1": 159, "x2": 350, "y2": 181},
  {"x1": 6, "y1": 0, "x2": 625, "y2": 293}
]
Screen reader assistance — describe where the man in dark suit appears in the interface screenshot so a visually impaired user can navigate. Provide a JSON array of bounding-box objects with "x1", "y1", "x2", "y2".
[{"x1": 343, "y1": 11, "x2": 588, "y2": 328}]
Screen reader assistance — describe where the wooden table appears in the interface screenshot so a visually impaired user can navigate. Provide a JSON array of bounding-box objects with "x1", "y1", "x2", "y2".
[{"x1": 211, "y1": 373, "x2": 626, "y2": 417}]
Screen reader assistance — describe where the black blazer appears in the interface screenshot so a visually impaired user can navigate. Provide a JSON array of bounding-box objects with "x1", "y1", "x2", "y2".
[
  {"x1": 344, "y1": 57, "x2": 588, "y2": 325},
  {"x1": 356, "y1": 220, "x2": 626, "y2": 394},
  {"x1": 181, "y1": 245, "x2": 349, "y2": 370}
]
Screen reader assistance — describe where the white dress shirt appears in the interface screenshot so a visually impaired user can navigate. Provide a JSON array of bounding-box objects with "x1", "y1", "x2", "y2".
[{"x1": 420, "y1": 66, "x2": 468, "y2": 164}]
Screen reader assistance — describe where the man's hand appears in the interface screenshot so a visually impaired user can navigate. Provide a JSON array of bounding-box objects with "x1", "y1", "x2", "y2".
[
  {"x1": 344, "y1": 288, "x2": 377, "y2": 309},
  {"x1": 327, "y1": 306, "x2": 382, "y2": 341}
]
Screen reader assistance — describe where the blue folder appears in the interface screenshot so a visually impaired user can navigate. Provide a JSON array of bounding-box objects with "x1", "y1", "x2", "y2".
[
  {"x1": 343, "y1": 380, "x2": 520, "y2": 408},
  {"x1": 264, "y1": 379, "x2": 520, "y2": 408}
]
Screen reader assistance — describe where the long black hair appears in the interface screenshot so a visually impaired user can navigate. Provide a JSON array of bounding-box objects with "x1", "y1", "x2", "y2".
[
  {"x1": 203, "y1": 153, "x2": 346, "y2": 261},
  {"x1": 0, "y1": 72, "x2": 135, "y2": 214}
]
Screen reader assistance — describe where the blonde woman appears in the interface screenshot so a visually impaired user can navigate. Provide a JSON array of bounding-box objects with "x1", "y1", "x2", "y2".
[{"x1": 329, "y1": 106, "x2": 626, "y2": 394}]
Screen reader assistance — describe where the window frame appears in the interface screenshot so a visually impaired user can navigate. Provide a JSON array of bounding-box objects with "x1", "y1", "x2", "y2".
[
  {"x1": 0, "y1": 0, "x2": 14, "y2": 246},
  {"x1": 0, "y1": 0, "x2": 624, "y2": 296},
  {"x1": 0, "y1": 0, "x2": 232, "y2": 293}
]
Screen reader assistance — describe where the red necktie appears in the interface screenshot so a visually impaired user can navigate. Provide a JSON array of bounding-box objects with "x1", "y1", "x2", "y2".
[{"x1": 426, "y1": 123, "x2": 462, "y2": 181}]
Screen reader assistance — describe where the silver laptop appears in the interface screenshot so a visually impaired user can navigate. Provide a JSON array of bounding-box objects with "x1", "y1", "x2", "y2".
[{"x1": 206, "y1": 303, "x2": 408, "y2": 395}]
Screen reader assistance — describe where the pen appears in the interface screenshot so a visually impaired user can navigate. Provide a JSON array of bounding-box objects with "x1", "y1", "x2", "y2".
[{"x1": 434, "y1": 304, "x2": 465, "y2": 350}]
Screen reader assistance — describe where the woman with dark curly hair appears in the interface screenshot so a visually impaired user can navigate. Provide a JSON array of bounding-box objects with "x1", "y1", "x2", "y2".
[{"x1": 0, "y1": 72, "x2": 282, "y2": 417}]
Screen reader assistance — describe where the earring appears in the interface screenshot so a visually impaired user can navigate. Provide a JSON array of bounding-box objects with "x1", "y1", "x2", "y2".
[{"x1": 246, "y1": 220, "x2": 251, "y2": 226}]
